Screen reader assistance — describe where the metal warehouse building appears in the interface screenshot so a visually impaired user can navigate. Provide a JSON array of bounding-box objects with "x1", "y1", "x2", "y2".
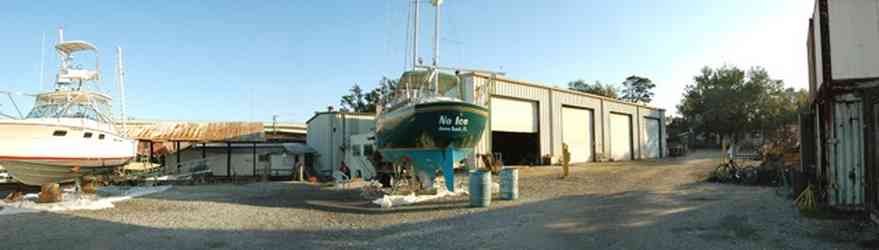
[
  {"x1": 306, "y1": 73, "x2": 666, "y2": 178},
  {"x1": 459, "y1": 72, "x2": 666, "y2": 165}
]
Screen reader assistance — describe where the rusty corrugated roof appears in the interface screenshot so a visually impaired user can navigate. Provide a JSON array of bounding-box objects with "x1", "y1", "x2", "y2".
[{"x1": 124, "y1": 122, "x2": 265, "y2": 142}]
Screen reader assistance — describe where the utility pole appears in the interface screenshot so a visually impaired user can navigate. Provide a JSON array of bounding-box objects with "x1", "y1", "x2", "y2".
[{"x1": 272, "y1": 114, "x2": 278, "y2": 137}]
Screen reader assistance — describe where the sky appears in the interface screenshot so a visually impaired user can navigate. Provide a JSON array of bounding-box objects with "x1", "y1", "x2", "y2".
[{"x1": 0, "y1": 0, "x2": 814, "y2": 123}]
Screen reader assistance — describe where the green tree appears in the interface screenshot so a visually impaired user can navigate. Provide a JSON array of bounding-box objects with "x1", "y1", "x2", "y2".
[
  {"x1": 678, "y1": 65, "x2": 801, "y2": 150},
  {"x1": 620, "y1": 75, "x2": 655, "y2": 104},
  {"x1": 568, "y1": 80, "x2": 619, "y2": 98},
  {"x1": 340, "y1": 84, "x2": 369, "y2": 112},
  {"x1": 340, "y1": 77, "x2": 399, "y2": 113}
]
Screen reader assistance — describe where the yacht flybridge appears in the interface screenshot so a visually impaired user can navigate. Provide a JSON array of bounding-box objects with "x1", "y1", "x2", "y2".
[{"x1": 0, "y1": 28, "x2": 136, "y2": 186}]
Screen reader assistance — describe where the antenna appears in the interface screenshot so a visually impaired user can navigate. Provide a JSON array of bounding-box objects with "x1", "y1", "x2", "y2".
[
  {"x1": 39, "y1": 32, "x2": 46, "y2": 91},
  {"x1": 116, "y1": 47, "x2": 127, "y2": 129}
]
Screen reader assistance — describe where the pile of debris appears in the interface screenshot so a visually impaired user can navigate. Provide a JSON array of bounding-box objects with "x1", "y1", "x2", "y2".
[
  {"x1": 364, "y1": 177, "x2": 496, "y2": 208},
  {"x1": 0, "y1": 185, "x2": 171, "y2": 215},
  {"x1": 708, "y1": 156, "x2": 792, "y2": 186}
]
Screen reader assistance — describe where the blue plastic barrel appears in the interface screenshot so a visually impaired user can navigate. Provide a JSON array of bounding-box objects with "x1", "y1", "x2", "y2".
[
  {"x1": 500, "y1": 168, "x2": 519, "y2": 200},
  {"x1": 469, "y1": 170, "x2": 492, "y2": 207}
]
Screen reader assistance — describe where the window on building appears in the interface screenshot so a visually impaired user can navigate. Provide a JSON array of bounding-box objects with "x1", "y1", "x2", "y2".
[
  {"x1": 98, "y1": 134, "x2": 106, "y2": 140},
  {"x1": 352, "y1": 145, "x2": 362, "y2": 156},
  {"x1": 363, "y1": 145, "x2": 374, "y2": 156},
  {"x1": 52, "y1": 130, "x2": 67, "y2": 136},
  {"x1": 83, "y1": 132, "x2": 93, "y2": 138}
]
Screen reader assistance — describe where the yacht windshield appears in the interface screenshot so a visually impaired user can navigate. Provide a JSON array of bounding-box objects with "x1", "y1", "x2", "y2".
[
  {"x1": 26, "y1": 103, "x2": 104, "y2": 121},
  {"x1": 25, "y1": 93, "x2": 112, "y2": 122}
]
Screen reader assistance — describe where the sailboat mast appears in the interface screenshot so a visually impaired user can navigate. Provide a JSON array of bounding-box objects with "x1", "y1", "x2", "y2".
[
  {"x1": 412, "y1": 0, "x2": 419, "y2": 70},
  {"x1": 432, "y1": 0, "x2": 440, "y2": 68},
  {"x1": 116, "y1": 47, "x2": 127, "y2": 129},
  {"x1": 432, "y1": 0, "x2": 442, "y2": 95}
]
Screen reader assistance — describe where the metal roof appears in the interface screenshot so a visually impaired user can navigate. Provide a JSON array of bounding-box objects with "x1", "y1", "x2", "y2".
[
  {"x1": 461, "y1": 72, "x2": 666, "y2": 112},
  {"x1": 124, "y1": 122, "x2": 265, "y2": 142}
]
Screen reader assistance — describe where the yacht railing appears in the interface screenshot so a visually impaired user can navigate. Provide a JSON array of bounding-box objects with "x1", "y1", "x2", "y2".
[{"x1": 0, "y1": 91, "x2": 24, "y2": 119}]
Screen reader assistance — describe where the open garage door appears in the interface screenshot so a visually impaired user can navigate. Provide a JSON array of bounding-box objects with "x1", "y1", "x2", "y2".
[
  {"x1": 609, "y1": 113, "x2": 633, "y2": 161},
  {"x1": 643, "y1": 118, "x2": 661, "y2": 159},
  {"x1": 491, "y1": 97, "x2": 540, "y2": 165},
  {"x1": 562, "y1": 107, "x2": 593, "y2": 163}
]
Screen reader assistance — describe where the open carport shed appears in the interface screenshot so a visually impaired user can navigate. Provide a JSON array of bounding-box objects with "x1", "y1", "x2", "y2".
[
  {"x1": 459, "y1": 72, "x2": 666, "y2": 165},
  {"x1": 124, "y1": 122, "x2": 269, "y2": 177}
]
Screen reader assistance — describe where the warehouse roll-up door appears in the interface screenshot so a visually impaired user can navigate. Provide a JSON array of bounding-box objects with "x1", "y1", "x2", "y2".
[
  {"x1": 609, "y1": 113, "x2": 633, "y2": 161},
  {"x1": 490, "y1": 96, "x2": 540, "y2": 165},
  {"x1": 491, "y1": 97, "x2": 538, "y2": 133},
  {"x1": 644, "y1": 118, "x2": 661, "y2": 159},
  {"x1": 562, "y1": 107, "x2": 593, "y2": 163}
]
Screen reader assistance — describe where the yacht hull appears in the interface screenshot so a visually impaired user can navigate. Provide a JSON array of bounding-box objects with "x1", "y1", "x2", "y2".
[
  {"x1": 376, "y1": 101, "x2": 488, "y2": 149},
  {"x1": 376, "y1": 101, "x2": 488, "y2": 191},
  {"x1": 0, "y1": 120, "x2": 136, "y2": 186},
  {"x1": 0, "y1": 158, "x2": 124, "y2": 186}
]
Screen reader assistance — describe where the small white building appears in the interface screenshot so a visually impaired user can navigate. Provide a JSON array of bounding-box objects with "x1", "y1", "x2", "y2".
[{"x1": 306, "y1": 112, "x2": 376, "y2": 178}]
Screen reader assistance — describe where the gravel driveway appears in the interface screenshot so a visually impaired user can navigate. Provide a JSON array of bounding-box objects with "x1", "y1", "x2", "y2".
[{"x1": 0, "y1": 150, "x2": 874, "y2": 249}]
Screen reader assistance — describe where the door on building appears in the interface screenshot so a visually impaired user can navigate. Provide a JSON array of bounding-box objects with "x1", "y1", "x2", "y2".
[
  {"x1": 828, "y1": 98, "x2": 864, "y2": 207},
  {"x1": 562, "y1": 106, "x2": 593, "y2": 163},
  {"x1": 490, "y1": 96, "x2": 540, "y2": 165},
  {"x1": 643, "y1": 117, "x2": 661, "y2": 159},
  {"x1": 609, "y1": 113, "x2": 633, "y2": 161}
]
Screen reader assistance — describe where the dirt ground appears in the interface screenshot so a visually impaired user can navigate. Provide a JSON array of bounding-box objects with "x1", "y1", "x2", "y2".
[{"x1": 0, "y1": 150, "x2": 875, "y2": 249}]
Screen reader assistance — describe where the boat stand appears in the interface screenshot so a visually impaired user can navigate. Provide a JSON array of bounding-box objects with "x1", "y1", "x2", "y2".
[{"x1": 383, "y1": 147, "x2": 472, "y2": 192}]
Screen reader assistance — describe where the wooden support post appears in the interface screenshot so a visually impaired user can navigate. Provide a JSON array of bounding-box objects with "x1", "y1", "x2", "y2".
[
  {"x1": 149, "y1": 141, "x2": 154, "y2": 163},
  {"x1": 226, "y1": 142, "x2": 232, "y2": 177},
  {"x1": 202, "y1": 143, "x2": 206, "y2": 159},
  {"x1": 175, "y1": 141, "x2": 181, "y2": 171},
  {"x1": 252, "y1": 143, "x2": 257, "y2": 177}
]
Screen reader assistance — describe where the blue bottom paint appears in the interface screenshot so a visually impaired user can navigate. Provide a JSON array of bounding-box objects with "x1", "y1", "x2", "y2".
[{"x1": 380, "y1": 147, "x2": 473, "y2": 192}]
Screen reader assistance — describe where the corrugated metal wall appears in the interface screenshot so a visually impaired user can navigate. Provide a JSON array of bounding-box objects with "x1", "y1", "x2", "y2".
[{"x1": 828, "y1": 94, "x2": 865, "y2": 207}]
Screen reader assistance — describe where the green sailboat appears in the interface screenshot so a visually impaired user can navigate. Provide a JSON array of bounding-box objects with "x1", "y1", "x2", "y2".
[
  {"x1": 375, "y1": 0, "x2": 500, "y2": 192},
  {"x1": 375, "y1": 70, "x2": 488, "y2": 192}
]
